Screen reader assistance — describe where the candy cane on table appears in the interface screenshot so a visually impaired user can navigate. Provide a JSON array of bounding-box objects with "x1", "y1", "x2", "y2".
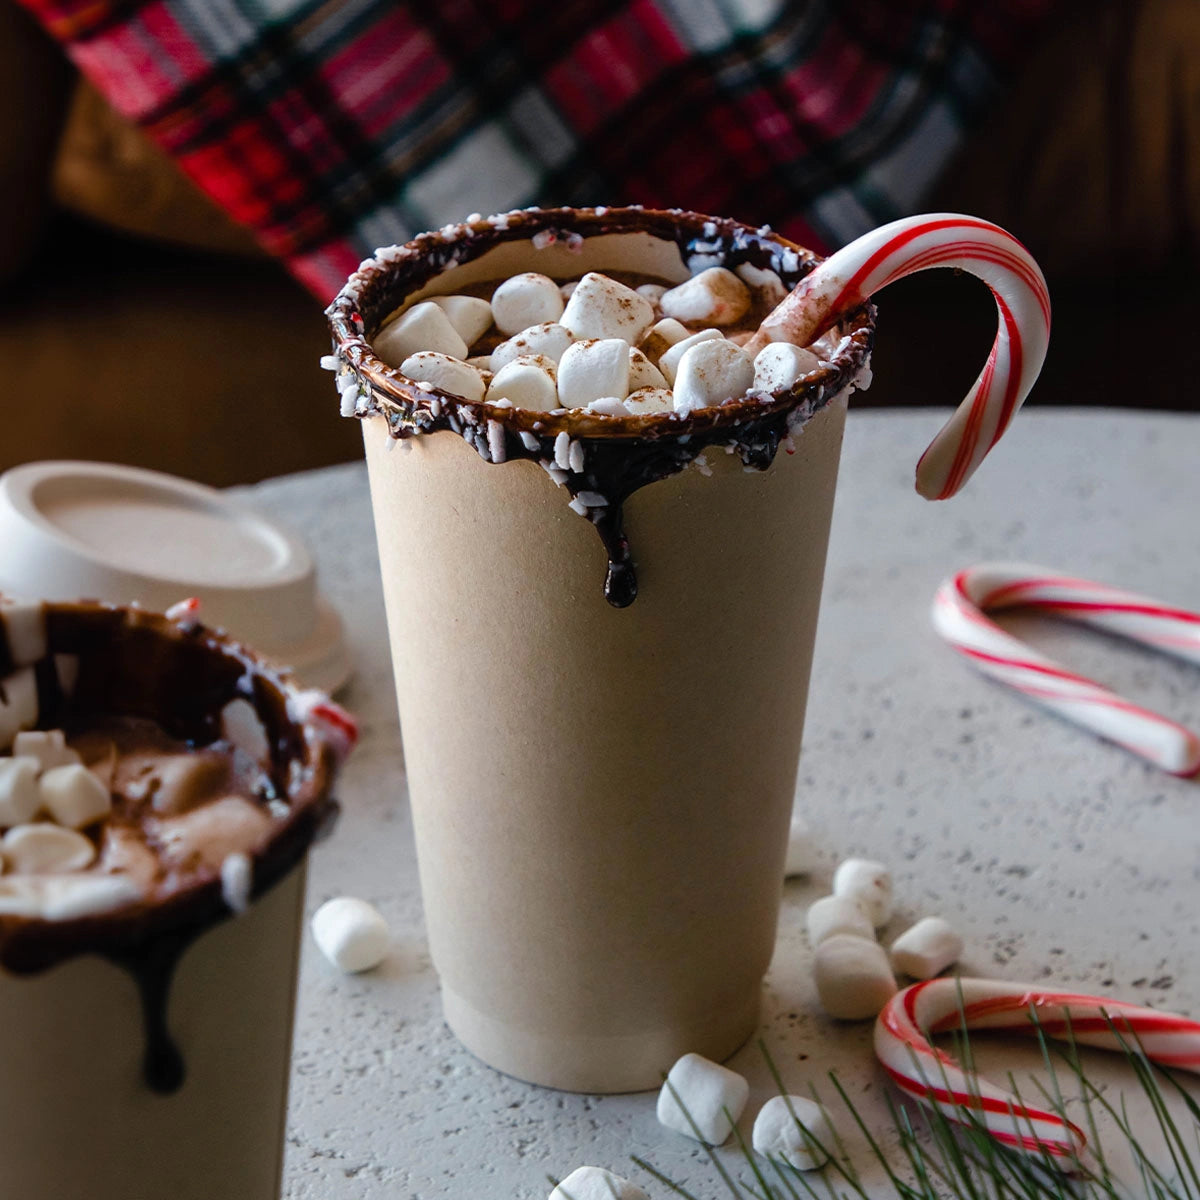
[
  {"x1": 875, "y1": 977, "x2": 1200, "y2": 1163},
  {"x1": 933, "y1": 563, "x2": 1200, "y2": 776},
  {"x1": 744, "y1": 214, "x2": 1051, "y2": 500}
]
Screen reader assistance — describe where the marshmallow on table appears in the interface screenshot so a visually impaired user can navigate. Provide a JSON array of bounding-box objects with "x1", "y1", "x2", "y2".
[
  {"x1": 639, "y1": 317, "x2": 690, "y2": 364},
  {"x1": 399, "y1": 351, "x2": 487, "y2": 402},
  {"x1": 38, "y1": 764, "x2": 111, "y2": 828},
  {"x1": 625, "y1": 387, "x2": 673, "y2": 415},
  {"x1": 657, "y1": 1052, "x2": 749, "y2": 1145},
  {"x1": 661, "y1": 267, "x2": 751, "y2": 326},
  {"x1": 736, "y1": 263, "x2": 788, "y2": 306},
  {"x1": 832, "y1": 858, "x2": 893, "y2": 927},
  {"x1": 753, "y1": 343, "x2": 822, "y2": 394},
  {"x1": 3, "y1": 823, "x2": 96, "y2": 873},
  {"x1": 784, "y1": 812, "x2": 816, "y2": 877},
  {"x1": 0, "y1": 757, "x2": 40, "y2": 827},
  {"x1": 672, "y1": 339, "x2": 755, "y2": 413},
  {"x1": 561, "y1": 273, "x2": 656, "y2": 344},
  {"x1": 557, "y1": 338, "x2": 631, "y2": 408},
  {"x1": 486, "y1": 354, "x2": 560, "y2": 411},
  {"x1": 12, "y1": 729, "x2": 80, "y2": 773},
  {"x1": 658, "y1": 328, "x2": 723, "y2": 384},
  {"x1": 0, "y1": 600, "x2": 47, "y2": 666},
  {"x1": 806, "y1": 895, "x2": 874, "y2": 945},
  {"x1": 374, "y1": 301, "x2": 469, "y2": 364},
  {"x1": 429, "y1": 294, "x2": 493, "y2": 345},
  {"x1": 0, "y1": 668, "x2": 38, "y2": 752},
  {"x1": 491, "y1": 272, "x2": 564, "y2": 334},
  {"x1": 889, "y1": 916, "x2": 964, "y2": 979},
  {"x1": 548, "y1": 1166, "x2": 648, "y2": 1200},
  {"x1": 813, "y1": 933, "x2": 897, "y2": 1020},
  {"x1": 628, "y1": 347, "x2": 667, "y2": 391},
  {"x1": 491, "y1": 322, "x2": 576, "y2": 372},
  {"x1": 752, "y1": 1095, "x2": 833, "y2": 1170},
  {"x1": 311, "y1": 896, "x2": 390, "y2": 973}
]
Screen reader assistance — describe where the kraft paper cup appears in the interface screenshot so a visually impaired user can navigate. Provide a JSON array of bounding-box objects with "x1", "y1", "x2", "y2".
[
  {"x1": 329, "y1": 207, "x2": 874, "y2": 1092},
  {"x1": 0, "y1": 599, "x2": 350, "y2": 1198}
]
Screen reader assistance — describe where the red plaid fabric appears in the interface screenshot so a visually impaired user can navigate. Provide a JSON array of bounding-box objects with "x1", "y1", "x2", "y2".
[{"x1": 18, "y1": 0, "x2": 1057, "y2": 301}]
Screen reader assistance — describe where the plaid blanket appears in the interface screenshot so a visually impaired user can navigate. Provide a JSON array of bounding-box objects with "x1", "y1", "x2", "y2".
[{"x1": 19, "y1": 0, "x2": 1055, "y2": 301}]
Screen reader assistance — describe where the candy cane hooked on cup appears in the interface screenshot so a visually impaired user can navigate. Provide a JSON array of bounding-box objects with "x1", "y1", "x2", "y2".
[
  {"x1": 875, "y1": 977, "x2": 1200, "y2": 1163},
  {"x1": 933, "y1": 563, "x2": 1200, "y2": 776},
  {"x1": 745, "y1": 214, "x2": 1051, "y2": 500}
]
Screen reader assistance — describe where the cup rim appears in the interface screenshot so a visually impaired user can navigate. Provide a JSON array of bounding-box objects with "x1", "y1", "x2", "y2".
[{"x1": 325, "y1": 205, "x2": 874, "y2": 441}]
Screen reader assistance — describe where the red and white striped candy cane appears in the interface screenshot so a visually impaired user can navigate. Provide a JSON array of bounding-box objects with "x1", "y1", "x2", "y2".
[
  {"x1": 933, "y1": 563, "x2": 1200, "y2": 776},
  {"x1": 289, "y1": 688, "x2": 360, "y2": 763},
  {"x1": 875, "y1": 977, "x2": 1200, "y2": 1162},
  {"x1": 745, "y1": 214, "x2": 1050, "y2": 500}
]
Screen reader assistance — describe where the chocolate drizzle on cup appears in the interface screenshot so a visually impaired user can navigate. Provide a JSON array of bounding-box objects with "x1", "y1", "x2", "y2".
[{"x1": 326, "y1": 206, "x2": 874, "y2": 608}]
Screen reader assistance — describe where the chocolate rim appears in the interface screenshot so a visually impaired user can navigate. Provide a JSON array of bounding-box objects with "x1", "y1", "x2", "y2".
[
  {"x1": 0, "y1": 601, "x2": 340, "y2": 973},
  {"x1": 325, "y1": 205, "x2": 874, "y2": 439}
]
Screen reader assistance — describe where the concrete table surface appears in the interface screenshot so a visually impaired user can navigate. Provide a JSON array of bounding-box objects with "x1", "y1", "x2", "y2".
[{"x1": 240, "y1": 408, "x2": 1200, "y2": 1198}]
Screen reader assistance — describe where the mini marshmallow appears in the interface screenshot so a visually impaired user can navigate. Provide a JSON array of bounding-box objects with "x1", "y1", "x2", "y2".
[
  {"x1": 658, "y1": 328, "x2": 723, "y2": 383},
  {"x1": 491, "y1": 322, "x2": 576, "y2": 372},
  {"x1": 557, "y1": 338, "x2": 631, "y2": 408},
  {"x1": 635, "y1": 282, "x2": 668, "y2": 306},
  {"x1": 672, "y1": 339, "x2": 754, "y2": 413},
  {"x1": 628, "y1": 347, "x2": 667, "y2": 391},
  {"x1": 736, "y1": 262, "x2": 788, "y2": 306},
  {"x1": 374, "y1": 301, "x2": 469, "y2": 364},
  {"x1": 12, "y1": 729, "x2": 81, "y2": 773},
  {"x1": 832, "y1": 858, "x2": 894, "y2": 927},
  {"x1": 312, "y1": 896, "x2": 391, "y2": 973},
  {"x1": 752, "y1": 1095, "x2": 833, "y2": 1170},
  {"x1": 221, "y1": 851, "x2": 254, "y2": 914},
  {"x1": 639, "y1": 317, "x2": 691, "y2": 364},
  {"x1": 586, "y1": 398, "x2": 631, "y2": 417},
  {"x1": 0, "y1": 600, "x2": 46, "y2": 665},
  {"x1": 41, "y1": 874, "x2": 141, "y2": 921},
  {"x1": 221, "y1": 698, "x2": 271, "y2": 765},
  {"x1": 657, "y1": 1052, "x2": 749, "y2": 1146},
  {"x1": 784, "y1": 812, "x2": 816, "y2": 877},
  {"x1": 429, "y1": 294, "x2": 493, "y2": 345},
  {"x1": 753, "y1": 343, "x2": 822, "y2": 394},
  {"x1": 399, "y1": 351, "x2": 486, "y2": 402},
  {"x1": 625, "y1": 387, "x2": 674, "y2": 415},
  {"x1": 813, "y1": 933, "x2": 897, "y2": 1020},
  {"x1": 3, "y1": 823, "x2": 96, "y2": 873},
  {"x1": 0, "y1": 757, "x2": 40, "y2": 827},
  {"x1": 559, "y1": 280, "x2": 578, "y2": 300},
  {"x1": 806, "y1": 895, "x2": 874, "y2": 946},
  {"x1": 889, "y1": 916, "x2": 964, "y2": 980},
  {"x1": 0, "y1": 668, "x2": 38, "y2": 752},
  {"x1": 38, "y1": 764, "x2": 111, "y2": 828},
  {"x1": 491, "y1": 272, "x2": 564, "y2": 334},
  {"x1": 465, "y1": 354, "x2": 493, "y2": 374},
  {"x1": 561, "y1": 273, "x2": 656, "y2": 344},
  {"x1": 487, "y1": 354, "x2": 560, "y2": 411},
  {"x1": 548, "y1": 1166, "x2": 649, "y2": 1200},
  {"x1": 661, "y1": 267, "x2": 750, "y2": 326}
]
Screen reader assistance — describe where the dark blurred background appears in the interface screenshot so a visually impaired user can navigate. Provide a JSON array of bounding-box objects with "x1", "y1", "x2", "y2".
[{"x1": 1, "y1": 0, "x2": 1196, "y2": 487}]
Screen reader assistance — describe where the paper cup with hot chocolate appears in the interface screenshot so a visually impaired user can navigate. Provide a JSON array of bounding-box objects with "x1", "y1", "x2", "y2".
[
  {"x1": 0, "y1": 596, "x2": 356, "y2": 1198},
  {"x1": 327, "y1": 205, "x2": 1047, "y2": 1092}
]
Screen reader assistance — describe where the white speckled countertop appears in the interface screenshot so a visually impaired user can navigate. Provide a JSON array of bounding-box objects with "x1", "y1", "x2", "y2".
[{"x1": 241, "y1": 409, "x2": 1200, "y2": 1198}]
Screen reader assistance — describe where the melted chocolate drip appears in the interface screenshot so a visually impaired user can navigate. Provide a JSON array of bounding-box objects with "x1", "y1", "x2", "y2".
[
  {"x1": 330, "y1": 206, "x2": 875, "y2": 608},
  {"x1": 107, "y1": 932, "x2": 195, "y2": 1094}
]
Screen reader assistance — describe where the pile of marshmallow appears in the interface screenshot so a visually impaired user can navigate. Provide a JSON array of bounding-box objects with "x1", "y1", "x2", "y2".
[
  {"x1": 372, "y1": 264, "x2": 829, "y2": 416},
  {"x1": 549, "y1": 1050, "x2": 836, "y2": 1200},
  {"x1": 790, "y1": 840, "x2": 964, "y2": 1021}
]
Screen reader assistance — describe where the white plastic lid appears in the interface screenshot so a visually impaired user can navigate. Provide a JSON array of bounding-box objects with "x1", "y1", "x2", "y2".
[{"x1": 0, "y1": 461, "x2": 351, "y2": 692}]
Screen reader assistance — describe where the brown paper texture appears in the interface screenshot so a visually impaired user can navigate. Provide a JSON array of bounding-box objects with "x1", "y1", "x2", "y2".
[
  {"x1": 364, "y1": 389, "x2": 848, "y2": 1092},
  {"x1": 0, "y1": 864, "x2": 305, "y2": 1198}
]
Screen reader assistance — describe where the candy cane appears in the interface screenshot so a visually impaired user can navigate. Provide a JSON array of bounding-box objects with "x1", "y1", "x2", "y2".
[
  {"x1": 875, "y1": 978, "x2": 1200, "y2": 1162},
  {"x1": 745, "y1": 214, "x2": 1050, "y2": 500},
  {"x1": 289, "y1": 688, "x2": 360, "y2": 762},
  {"x1": 933, "y1": 563, "x2": 1200, "y2": 776}
]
